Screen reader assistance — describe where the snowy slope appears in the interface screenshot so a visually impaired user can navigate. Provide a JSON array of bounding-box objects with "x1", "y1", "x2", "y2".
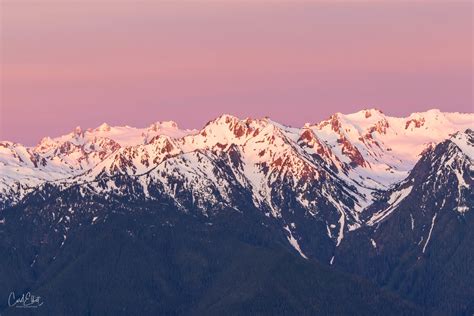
[
  {"x1": 0, "y1": 122, "x2": 197, "y2": 206},
  {"x1": 311, "y1": 109, "x2": 473, "y2": 189},
  {"x1": 1, "y1": 110, "x2": 472, "y2": 242}
]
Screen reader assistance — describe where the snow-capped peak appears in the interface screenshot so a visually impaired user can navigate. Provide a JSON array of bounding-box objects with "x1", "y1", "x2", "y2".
[
  {"x1": 148, "y1": 121, "x2": 179, "y2": 131},
  {"x1": 199, "y1": 115, "x2": 270, "y2": 143},
  {"x1": 96, "y1": 123, "x2": 111, "y2": 132},
  {"x1": 450, "y1": 129, "x2": 474, "y2": 160},
  {"x1": 73, "y1": 126, "x2": 83, "y2": 135},
  {"x1": 348, "y1": 108, "x2": 385, "y2": 119},
  {"x1": 1, "y1": 110, "x2": 472, "y2": 215}
]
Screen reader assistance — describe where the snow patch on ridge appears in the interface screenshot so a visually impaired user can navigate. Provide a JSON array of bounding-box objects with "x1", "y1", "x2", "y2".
[
  {"x1": 422, "y1": 213, "x2": 437, "y2": 253},
  {"x1": 284, "y1": 225, "x2": 308, "y2": 259},
  {"x1": 367, "y1": 185, "x2": 413, "y2": 226}
]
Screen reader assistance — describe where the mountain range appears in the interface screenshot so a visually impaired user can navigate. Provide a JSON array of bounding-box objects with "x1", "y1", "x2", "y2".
[{"x1": 0, "y1": 109, "x2": 472, "y2": 315}]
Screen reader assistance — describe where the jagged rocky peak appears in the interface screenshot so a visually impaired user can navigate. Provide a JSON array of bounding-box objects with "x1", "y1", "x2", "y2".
[
  {"x1": 362, "y1": 108, "x2": 384, "y2": 118},
  {"x1": 316, "y1": 112, "x2": 343, "y2": 132},
  {"x1": 405, "y1": 117, "x2": 425, "y2": 129},
  {"x1": 0, "y1": 140, "x2": 15, "y2": 148},
  {"x1": 315, "y1": 109, "x2": 387, "y2": 135},
  {"x1": 313, "y1": 114, "x2": 368, "y2": 168},
  {"x1": 344, "y1": 108, "x2": 389, "y2": 129},
  {"x1": 316, "y1": 108, "x2": 385, "y2": 129},
  {"x1": 450, "y1": 129, "x2": 474, "y2": 159},
  {"x1": 35, "y1": 136, "x2": 57, "y2": 152},
  {"x1": 206, "y1": 114, "x2": 246, "y2": 131},
  {"x1": 0, "y1": 141, "x2": 28, "y2": 162},
  {"x1": 201, "y1": 114, "x2": 269, "y2": 139},
  {"x1": 404, "y1": 109, "x2": 445, "y2": 130},
  {"x1": 350, "y1": 108, "x2": 385, "y2": 119},
  {"x1": 412, "y1": 129, "x2": 472, "y2": 212},
  {"x1": 147, "y1": 134, "x2": 176, "y2": 153},
  {"x1": 298, "y1": 128, "x2": 316, "y2": 144},
  {"x1": 297, "y1": 128, "x2": 330, "y2": 155},
  {"x1": 36, "y1": 136, "x2": 56, "y2": 149},
  {"x1": 95, "y1": 122, "x2": 111, "y2": 132},
  {"x1": 38, "y1": 136, "x2": 55, "y2": 145},
  {"x1": 89, "y1": 137, "x2": 121, "y2": 152},
  {"x1": 148, "y1": 120, "x2": 179, "y2": 131},
  {"x1": 73, "y1": 125, "x2": 84, "y2": 136},
  {"x1": 421, "y1": 129, "x2": 473, "y2": 163},
  {"x1": 362, "y1": 119, "x2": 390, "y2": 139}
]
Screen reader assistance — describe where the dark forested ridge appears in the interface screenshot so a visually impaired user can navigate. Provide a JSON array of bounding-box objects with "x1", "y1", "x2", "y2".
[{"x1": 0, "y1": 200, "x2": 419, "y2": 316}]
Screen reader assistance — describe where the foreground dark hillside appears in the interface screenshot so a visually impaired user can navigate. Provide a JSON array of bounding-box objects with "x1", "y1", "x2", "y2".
[{"x1": 0, "y1": 198, "x2": 418, "y2": 316}]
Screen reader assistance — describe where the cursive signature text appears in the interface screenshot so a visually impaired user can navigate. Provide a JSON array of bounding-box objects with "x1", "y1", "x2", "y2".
[{"x1": 8, "y1": 291, "x2": 43, "y2": 308}]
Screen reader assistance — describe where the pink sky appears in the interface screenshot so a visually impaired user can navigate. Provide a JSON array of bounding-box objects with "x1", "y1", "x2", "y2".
[{"x1": 1, "y1": 1, "x2": 472, "y2": 145}]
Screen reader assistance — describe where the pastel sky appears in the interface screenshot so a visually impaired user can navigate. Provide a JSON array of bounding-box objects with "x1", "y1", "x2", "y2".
[{"x1": 1, "y1": 1, "x2": 473, "y2": 145}]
